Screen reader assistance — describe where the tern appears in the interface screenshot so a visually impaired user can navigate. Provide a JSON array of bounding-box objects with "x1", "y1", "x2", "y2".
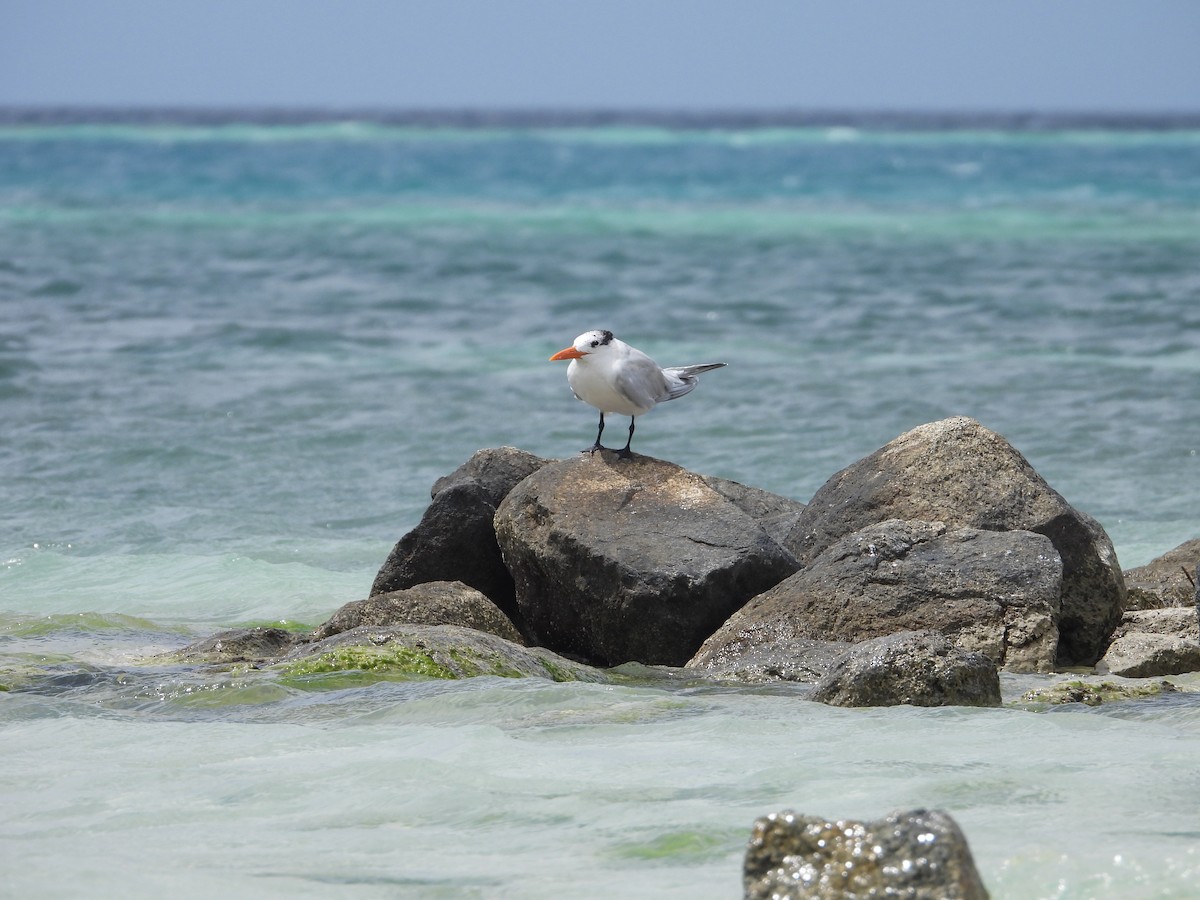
[{"x1": 549, "y1": 329, "x2": 726, "y2": 459}]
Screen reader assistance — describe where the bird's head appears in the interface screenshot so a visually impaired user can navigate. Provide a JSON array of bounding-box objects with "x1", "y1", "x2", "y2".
[{"x1": 549, "y1": 329, "x2": 614, "y2": 361}]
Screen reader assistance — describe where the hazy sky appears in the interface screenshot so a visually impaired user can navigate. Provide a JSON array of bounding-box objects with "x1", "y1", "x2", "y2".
[{"x1": 3, "y1": 0, "x2": 1198, "y2": 112}]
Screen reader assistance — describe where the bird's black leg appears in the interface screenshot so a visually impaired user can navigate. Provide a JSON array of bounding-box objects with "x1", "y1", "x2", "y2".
[
  {"x1": 585, "y1": 411, "x2": 607, "y2": 454},
  {"x1": 615, "y1": 417, "x2": 635, "y2": 460}
]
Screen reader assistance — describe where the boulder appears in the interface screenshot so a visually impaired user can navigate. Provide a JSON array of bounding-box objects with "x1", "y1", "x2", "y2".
[
  {"x1": 281, "y1": 624, "x2": 604, "y2": 682},
  {"x1": 811, "y1": 630, "x2": 1002, "y2": 708},
  {"x1": 311, "y1": 580, "x2": 523, "y2": 644},
  {"x1": 784, "y1": 417, "x2": 1125, "y2": 666},
  {"x1": 744, "y1": 807, "x2": 990, "y2": 900},
  {"x1": 694, "y1": 519, "x2": 1062, "y2": 674},
  {"x1": 370, "y1": 447, "x2": 548, "y2": 629},
  {"x1": 1095, "y1": 610, "x2": 1200, "y2": 678},
  {"x1": 1123, "y1": 538, "x2": 1200, "y2": 609},
  {"x1": 493, "y1": 454, "x2": 800, "y2": 667}
]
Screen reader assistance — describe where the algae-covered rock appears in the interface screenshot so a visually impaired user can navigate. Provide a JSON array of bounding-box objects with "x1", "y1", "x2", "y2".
[
  {"x1": 744, "y1": 807, "x2": 990, "y2": 900},
  {"x1": 1020, "y1": 679, "x2": 1178, "y2": 706},
  {"x1": 280, "y1": 624, "x2": 606, "y2": 683}
]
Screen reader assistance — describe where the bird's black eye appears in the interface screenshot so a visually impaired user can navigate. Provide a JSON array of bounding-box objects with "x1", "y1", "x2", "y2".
[{"x1": 590, "y1": 340, "x2": 599, "y2": 348}]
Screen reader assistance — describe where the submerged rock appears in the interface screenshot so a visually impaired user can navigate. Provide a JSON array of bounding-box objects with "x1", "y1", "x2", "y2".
[
  {"x1": 744, "y1": 807, "x2": 990, "y2": 900},
  {"x1": 311, "y1": 580, "x2": 523, "y2": 644},
  {"x1": 694, "y1": 519, "x2": 1061, "y2": 675},
  {"x1": 1020, "y1": 678, "x2": 1179, "y2": 706},
  {"x1": 811, "y1": 630, "x2": 1002, "y2": 708},
  {"x1": 281, "y1": 624, "x2": 604, "y2": 682},
  {"x1": 1123, "y1": 538, "x2": 1200, "y2": 609},
  {"x1": 783, "y1": 417, "x2": 1125, "y2": 666},
  {"x1": 688, "y1": 635, "x2": 853, "y2": 684},
  {"x1": 494, "y1": 453, "x2": 800, "y2": 667},
  {"x1": 171, "y1": 627, "x2": 300, "y2": 664},
  {"x1": 370, "y1": 447, "x2": 548, "y2": 630}
]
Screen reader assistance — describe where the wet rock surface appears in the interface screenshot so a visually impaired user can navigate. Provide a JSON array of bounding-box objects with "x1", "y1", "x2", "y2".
[
  {"x1": 744, "y1": 807, "x2": 990, "y2": 899},
  {"x1": 811, "y1": 630, "x2": 1002, "y2": 708}
]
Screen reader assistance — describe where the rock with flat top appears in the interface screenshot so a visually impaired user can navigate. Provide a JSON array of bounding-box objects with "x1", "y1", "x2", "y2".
[{"x1": 494, "y1": 453, "x2": 800, "y2": 666}]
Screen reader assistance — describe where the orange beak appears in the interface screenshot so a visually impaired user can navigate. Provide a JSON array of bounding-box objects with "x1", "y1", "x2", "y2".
[{"x1": 549, "y1": 347, "x2": 587, "y2": 361}]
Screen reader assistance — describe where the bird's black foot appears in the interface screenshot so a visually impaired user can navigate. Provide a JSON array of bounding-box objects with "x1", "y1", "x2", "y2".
[
  {"x1": 614, "y1": 446, "x2": 634, "y2": 460},
  {"x1": 582, "y1": 442, "x2": 609, "y2": 455}
]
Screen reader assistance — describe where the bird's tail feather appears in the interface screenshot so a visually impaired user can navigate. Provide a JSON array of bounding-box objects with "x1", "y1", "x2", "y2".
[{"x1": 660, "y1": 362, "x2": 727, "y2": 401}]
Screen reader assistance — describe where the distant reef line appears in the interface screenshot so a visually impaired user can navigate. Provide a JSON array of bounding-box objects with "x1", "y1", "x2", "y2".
[{"x1": 3, "y1": 105, "x2": 1200, "y2": 131}]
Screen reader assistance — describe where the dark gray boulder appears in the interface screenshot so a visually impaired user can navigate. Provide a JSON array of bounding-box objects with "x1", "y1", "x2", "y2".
[
  {"x1": 694, "y1": 519, "x2": 1062, "y2": 674},
  {"x1": 311, "y1": 580, "x2": 523, "y2": 644},
  {"x1": 784, "y1": 417, "x2": 1125, "y2": 666},
  {"x1": 811, "y1": 630, "x2": 1002, "y2": 708},
  {"x1": 493, "y1": 453, "x2": 800, "y2": 667},
  {"x1": 744, "y1": 807, "x2": 990, "y2": 900},
  {"x1": 1123, "y1": 538, "x2": 1199, "y2": 609},
  {"x1": 370, "y1": 447, "x2": 548, "y2": 629}
]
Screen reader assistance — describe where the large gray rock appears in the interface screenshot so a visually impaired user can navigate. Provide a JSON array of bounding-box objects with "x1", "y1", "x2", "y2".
[
  {"x1": 811, "y1": 630, "x2": 1002, "y2": 708},
  {"x1": 694, "y1": 520, "x2": 1062, "y2": 674},
  {"x1": 1095, "y1": 608, "x2": 1200, "y2": 677},
  {"x1": 784, "y1": 417, "x2": 1125, "y2": 666},
  {"x1": 312, "y1": 580, "x2": 523, "y2": 644},
  {"x1": 1123, "y1": 538, "x2": 1200, "y2": 609},
  {"x1": 494, "y1": 454, "x2": 800, "y2": 667},
  {"x1": 744, "y1": 807, "x2": 990, "y2": 900},
  {"x1": 370, "y1": 448, "x2": 548, "y2": 628}
]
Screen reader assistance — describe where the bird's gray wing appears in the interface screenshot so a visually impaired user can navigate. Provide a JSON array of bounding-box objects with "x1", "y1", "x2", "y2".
[
  {"x1": 613, "y1": 357, "x2": 670, "y2": 411},
  {"x1": 660, "y1": 363, "x2": 727, "y2": 401}
]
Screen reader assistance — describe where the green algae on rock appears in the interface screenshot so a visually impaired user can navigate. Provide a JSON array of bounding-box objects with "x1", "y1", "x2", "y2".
[
  {"x1": 279, "y1": 624, "x2": 607, "y2": 684},
  {"x1": 1019, "y1": 679, "x2": 1179, "y2": 706}
]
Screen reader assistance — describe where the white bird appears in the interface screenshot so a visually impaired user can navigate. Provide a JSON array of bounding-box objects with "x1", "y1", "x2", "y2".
[{"x1": 549, "y1": 329, "x2": 726, "y2": 459}]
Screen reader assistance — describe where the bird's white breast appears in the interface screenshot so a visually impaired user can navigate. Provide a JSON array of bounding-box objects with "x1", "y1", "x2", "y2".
[{"x1": 567, "y1": 357, "x2": 657, "y2": 417}]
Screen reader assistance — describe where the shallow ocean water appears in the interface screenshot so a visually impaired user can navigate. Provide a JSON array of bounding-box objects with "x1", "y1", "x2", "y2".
[{"x1": 2, "y1": 112, "x2": 1199, "y2": 897}]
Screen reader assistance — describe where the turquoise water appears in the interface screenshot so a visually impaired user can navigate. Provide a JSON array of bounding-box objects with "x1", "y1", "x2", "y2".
[{"x1": 2, "y1": 114, "x2": 1199, "y2": 897}]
